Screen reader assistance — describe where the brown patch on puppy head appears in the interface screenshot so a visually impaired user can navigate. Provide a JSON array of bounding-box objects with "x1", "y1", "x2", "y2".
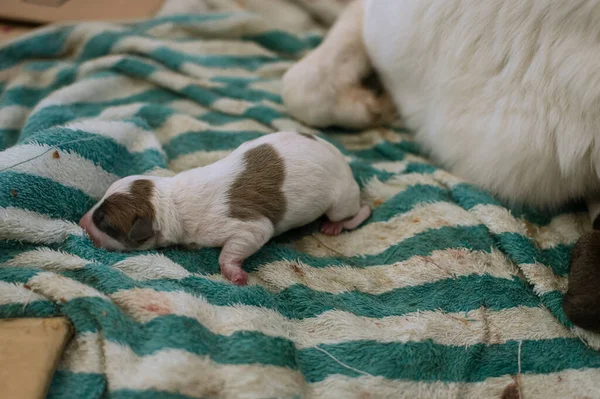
[
  {"x1": 93, "y1": 179, "x2": 156, "y2": 247},
  {"x1": 563, "y1": 231, "x2": 600, "y2": 332},
  {"x1": 298, "y1": 132, "x2": 317, "y2": 140},
  {"x1": 228, "y1": 143, "x2": 286, "y2": 226}
]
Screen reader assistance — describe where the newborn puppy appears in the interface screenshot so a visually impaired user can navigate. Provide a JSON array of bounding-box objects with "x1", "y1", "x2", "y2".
[{"x1": 79, "y1": 131, "x2": 371, "y2": 285}]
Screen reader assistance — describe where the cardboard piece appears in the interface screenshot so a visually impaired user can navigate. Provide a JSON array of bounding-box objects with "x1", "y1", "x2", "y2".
[
  {"x1": 0, "y1": 318, "x2": 73, "y2": 399},
  {"x1": 0, "y1": 0, "x2": 164, "y2": 24}
]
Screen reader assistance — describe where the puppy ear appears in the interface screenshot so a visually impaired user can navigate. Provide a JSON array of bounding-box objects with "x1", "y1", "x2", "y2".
[{"x1": 128, "y1": 216, "x2": 154, "y2": 242}]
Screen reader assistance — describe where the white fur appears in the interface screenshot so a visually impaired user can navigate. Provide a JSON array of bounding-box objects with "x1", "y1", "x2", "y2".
[
  {"x1": 81, "y1": 132, "x2": 367, "y2": 284},
  {"x1": 283, "y1": 0, "x2": 600, "y2": 212}
]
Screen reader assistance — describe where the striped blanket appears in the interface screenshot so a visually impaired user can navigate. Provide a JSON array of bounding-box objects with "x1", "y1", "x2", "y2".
[{"x1": 1, "y1": 3, "x2": 600, "y2": 399}]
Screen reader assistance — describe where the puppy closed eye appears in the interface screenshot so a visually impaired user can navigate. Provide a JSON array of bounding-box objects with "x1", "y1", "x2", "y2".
[{"x1": 92, "y1": 208, "x2": 120, "y2": 238}]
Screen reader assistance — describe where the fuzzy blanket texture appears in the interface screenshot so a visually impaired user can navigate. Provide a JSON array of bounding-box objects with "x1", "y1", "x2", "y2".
[{"x1": 1, "y1": 1, "x2": 600, "y2": 398}]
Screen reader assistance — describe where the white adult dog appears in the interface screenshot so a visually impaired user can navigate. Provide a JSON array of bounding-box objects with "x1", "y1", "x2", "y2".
[{"x1": 282, "y1": 0, "x2": 600, "y2": 332}]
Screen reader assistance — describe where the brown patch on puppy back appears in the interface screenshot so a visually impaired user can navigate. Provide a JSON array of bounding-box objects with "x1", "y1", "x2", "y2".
[
  {"x1": 228, "y1": 143, "x2": 286, "y2": 226},
  {"x1": 99, "y1": 179, "x2": 155, "y2": 235},
  {"x1": 299, "y1": 132, "x2": 317, "y2": 140}
]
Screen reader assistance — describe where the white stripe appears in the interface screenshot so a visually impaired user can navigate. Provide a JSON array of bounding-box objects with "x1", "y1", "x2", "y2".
[
  {"x1": 182, "y1": 62, "x2": 255, "y2": 78},
  {"x1": 27, "y1": 272, "x2": 108, "y2": 302},
  {"x1": 168, "y1": 99, "x2": 209, "y2": 116},
  {"x1": 92, "y1": 103, "x2": 147, "y2": 121},
  {"x1": 0, "y1": 281, "x2": 46, "y2": 305},
  {"x1": 0, "y1": 105, "x2": 30, "y2": 129},
  {"x1": 7, "y1": 62, "x2": 71, "y2": 89},
  {"x1": 76, "y1": 54, "x2": 131, "y2": 79},
  {"x1": 63, "y1": 120, "x2": 164, "y2": 154},
  {"x1": 520, "y1": 263, "x2": 568, "y2": 295},
  {"x1": 530, "y1": 212, "x2": 589, "y2": 249},
  {"x1": 211, "y1": 97, "x2": 254, "y2": 115},
  {"x1": 33, "y1": 75, "x2": 154, "y2": 110},
  {"x1": 0, "y1": 207, "x2": 83, "y2": 243},
  {"x1": 271, "y1": 118, "x2": 318, "y2": 134},
  {"x1": 289, "y1": 201, "x2": 480, "y2": 257},
  {"x1": 104, "y1": 344, "x2": 304, "y2": 399},
  {"x1": 2, "y1": 248, "x2": 89, "y2": 271},
  {"x1": 156, "y1": 114, "x2": 270, "y2": 144},
  {"x1": 111, "y1": 288, "x2": 571, "y2": 349},
  {"x1": 59, "y1": 332, "x2": 104, "y2": 374},
  {"x1": 253, "y1": 249, "x2": 516, "y2": 295},
  {"x1": 168, "y1": 39, "x2": 278, "y2": 57},
  {"x1": 249, "y1": 79, "x2": 281, "y2": 95},
  {"x1": 112, "y1": 254, "x2": 191, "y2": 280},
  {"x1": 470, "y1": 204, "x2": 527, "y2": 235},
  {"x1": 108, "y1": 247, "x2": 514, "y2": 297},
  {"x1": 255, "y1": 60, "x2": 294, "y2": 78},
  {"x1": 151, "y1": 69, "x2": 222, "y2": 91},
  {"x1": 0, "y1": 144, "x2": 118, "y2": 198}
]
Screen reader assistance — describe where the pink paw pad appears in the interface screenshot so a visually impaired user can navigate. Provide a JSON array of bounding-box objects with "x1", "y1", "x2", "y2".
[
  {"x1": 320, "y1": 221, "x2": 344, "y2": 236},
  {"x1": 231, "y1": 270, "x2": 249, "y2": 286}
]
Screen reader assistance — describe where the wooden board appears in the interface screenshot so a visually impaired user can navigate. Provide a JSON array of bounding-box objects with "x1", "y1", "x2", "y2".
[
  {"x1": 0, "y1": 318, "x2": 73, "y2": 399},
  {"x1": 0, "y1": 0, "x2": 164, "y2": 24}
]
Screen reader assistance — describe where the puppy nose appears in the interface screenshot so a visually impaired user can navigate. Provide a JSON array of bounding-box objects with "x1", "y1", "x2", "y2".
[{"x1": 79, "y1": 212, "x2": 91, "y2": 229}]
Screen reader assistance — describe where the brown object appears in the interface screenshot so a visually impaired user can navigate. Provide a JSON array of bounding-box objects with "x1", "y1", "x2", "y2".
[
  {"x1": 0, "y1": 317, "x2": 73, "y2": 399},
  {"x1": 563, "y1": 230, "x2": 600, "y2": 332},
  {"x1": 228, "y1": 143, "x2": 287, "y2": 226},
  {"x1": 0, "y1": 0, "x2": 164, "y2": 24}
]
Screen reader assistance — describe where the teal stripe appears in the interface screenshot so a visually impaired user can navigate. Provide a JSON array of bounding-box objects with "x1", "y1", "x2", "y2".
[
  {"x1": 245, "y1": 31, "x2": 311, "y2": 54},
  {"x1": 0, "y1": 266, "x2": 39, "y2": 281},
  {"x1": 541, "y1": 290, "x2": 572, "y2": 326},
  {"x1": 114, "y1": 57, "x2": 158, "y2": 78},
  {"x1": 0, "y1": 301, "x2": 57, "y2": 318},
  {"x1": 152, "y1": 47, "x2": 281, "y2": 71},
  {"x1": 0, "y1": 128, "x2": 19, "y2": 151},
  {"x1": 23, "y1": 60, "x2": 62, "y2": 71},
  {"x1": 180, "y1": 85, "x2": 221, "y2": 107},
  {"x1": 300, "y1": 338, "x2": 600, "y2": 383},
  {"x1": 0, "y1": 27, "x2": 74, "y2": 70},
  {"x1": 349, "y1": 161, "x2": 395, "y2": 185},
  {"x1": 199, "y1": 111, "x2": 247, "y2": 125},
  {"x1": 21, "y1": 128, "x2": 167, "y2": 176},
  {"x1": 0, "y1": 172, "x2": 94, "y2": 221},
  {"x1": 20, "y1": 89, "x2": 181, "y2": 138},
  {"x1": 47, "y1": 370, "x2": 106, "y2": 399},
  {"x1": 243, "y1": 105, "x2": 283, "y2": 124},
  {"x1": 541, "y1": 244, "x2": 572, "y2": 276},
  {"x1": 164, "y1": 131, "x2": 264, "y2": 158},
  {"x1": 0, "y1": 66, "x2": 76, "y2": 108},
  {"x1": 495, "y1": 233, "x2": 573, "y2": 276},
  {"x1": 350, "y1": 141, "x2": 418, "y2": 161}
]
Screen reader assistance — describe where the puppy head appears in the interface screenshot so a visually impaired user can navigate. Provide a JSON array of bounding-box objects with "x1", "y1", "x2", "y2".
[{"x1": 79, "y1": 177, "x2": 158, "y2": 251}]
